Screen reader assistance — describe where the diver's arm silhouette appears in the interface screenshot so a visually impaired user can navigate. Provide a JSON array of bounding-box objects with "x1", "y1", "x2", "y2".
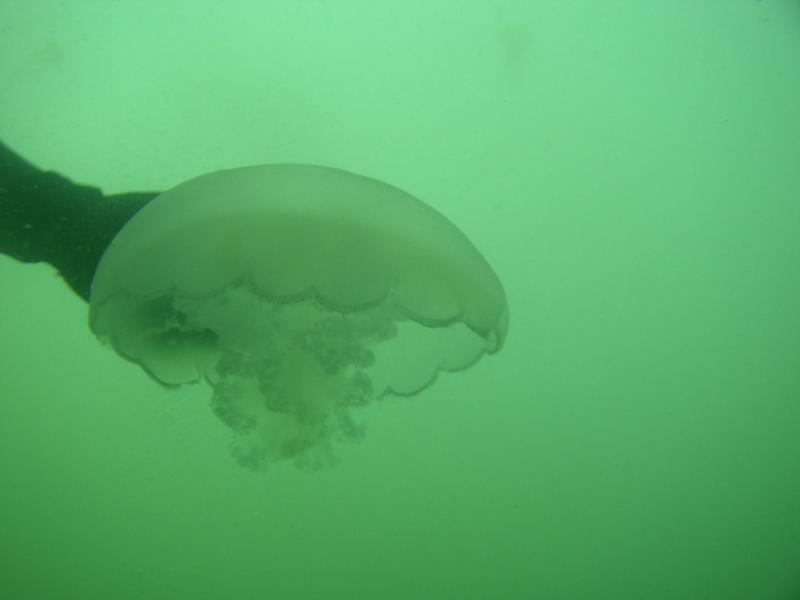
[{"x1": 0, "y1": 140, "x2": 159, "y2": 301}]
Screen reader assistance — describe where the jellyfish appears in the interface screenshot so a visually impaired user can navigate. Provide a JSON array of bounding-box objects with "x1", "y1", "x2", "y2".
[{"x1": 89, "y1": 165, "x2": 508, "y2": 469}]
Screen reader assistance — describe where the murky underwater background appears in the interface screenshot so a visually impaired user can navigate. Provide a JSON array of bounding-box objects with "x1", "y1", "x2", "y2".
[{"x1": 1, "y1": 1, "x2": 799, "y2": 598}]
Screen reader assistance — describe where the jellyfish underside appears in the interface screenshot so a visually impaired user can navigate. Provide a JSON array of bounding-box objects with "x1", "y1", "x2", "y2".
[
  {"x1": 89, "y1": 165, "x2": 508, "y2": 470},
  {"x1": 104, "y1": 284, "x2": 486, "y2": 470}
]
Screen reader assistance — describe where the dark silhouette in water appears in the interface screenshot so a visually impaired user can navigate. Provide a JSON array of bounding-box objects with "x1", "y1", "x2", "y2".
[{"x1": 0, "y1": 139, "x2": 158, "y2": 301}]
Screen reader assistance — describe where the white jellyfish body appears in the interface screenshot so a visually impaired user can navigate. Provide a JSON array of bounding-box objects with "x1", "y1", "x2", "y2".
[{"x1": 89, "y1": 165, "x2": 508, "y2": 469}]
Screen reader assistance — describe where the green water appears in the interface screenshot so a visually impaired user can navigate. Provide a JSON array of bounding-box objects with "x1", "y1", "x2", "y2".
[{"x1": 1, "y1": 1, "x2": 798, "y2": 599}]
